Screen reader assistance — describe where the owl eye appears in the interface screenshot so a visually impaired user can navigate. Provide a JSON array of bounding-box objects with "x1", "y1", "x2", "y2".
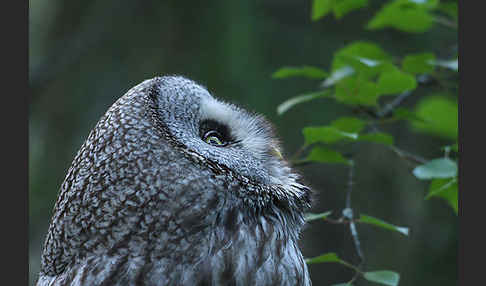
[
  {"x1": 203, "y1": 130, "x2": 226, "y2": 146},
  {"x1": 199, "y1": 119, "x2": 233, "y2": 147}
]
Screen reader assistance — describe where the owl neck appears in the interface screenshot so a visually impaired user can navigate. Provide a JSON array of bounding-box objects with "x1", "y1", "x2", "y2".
[
  {"x1": 192, "y1": 207, "x2": 311, "y2": 285},
  {"x1": 139, "y1": 202, "x2": 310, "y2": 285}
]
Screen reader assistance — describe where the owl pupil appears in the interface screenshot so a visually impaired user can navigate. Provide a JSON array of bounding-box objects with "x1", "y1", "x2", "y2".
[
  {"x1": 204, "y1": 131, "x2": 225, "y2": 146},
  {"x1": 199, "y1": 119, "x2": 232, "y2": 147}
]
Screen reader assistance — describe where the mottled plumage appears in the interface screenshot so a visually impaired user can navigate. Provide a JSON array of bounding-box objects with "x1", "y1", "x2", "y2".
[{"x1": 37, "y1": 76, "x2": 312, "y2": 286}]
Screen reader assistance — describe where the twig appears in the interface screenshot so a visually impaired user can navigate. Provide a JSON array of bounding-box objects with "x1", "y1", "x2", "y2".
[
  {"x1": 388, "y1": 145, "x2": 427, "y2": 165},
  {"x1": 376, "y1": 91, "x2": 413, "y2": 118},
  {"x1": 290, "y1": 160, "x2": 313, "y2": 167},
  {"x1": 343, "y1": 160, "x2": 365, "y2": 264},
  {"x1": 290, "y1": 144, "x2": 309, "y2": 163},
  {"x1": 345, "y1": 160, "x2": 355, "y2": 210},
  {"x1": 363, "y1": 94, "x2": 429, "y2": 167},
  {"x1": 433, "y1": 15, "x2": 458, "y2": 30},
  {"x1": 369, "y1": 120, "x2": 428, "y2": 166}
]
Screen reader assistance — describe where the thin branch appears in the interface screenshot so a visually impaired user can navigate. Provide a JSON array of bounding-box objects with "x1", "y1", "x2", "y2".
[
  {"x1": 338, "y1": 258, "x2": 363, "y2": 275},
  {"x1": 376, "y1": 91, "x2": 413, "y2": 118},
  {"x1": 349, "y1": 220, "x2": 364, "y2": 263},
  {"x1": 444, "y1": 146, "x2": 451, "y2": 159},
  {"x1": 370, "y1": 120, "x2": 428, "y2": 165},
  {"x1": 290, "y1": 160, "x2": 313, "y2": 167},
  {"x1": 345, "y1": 160, "x2": 355, "y2": 210},
  {"x1": 343, "y1": 160, "x2": 365, "y2": 264},
  {"x1": 289, "y1": 144, "x2": 309, "y2": 164},
  {"x1": 433, "y1": 15, "x2": 458, "y2": 30},
  {"x1": 348, "y1": 272, "x2": 361, "y2": 285},
  {"x1": 388, "y1": 145, "x2": 427, "y2": 165},
  {"x1": 362, "y1": 94, "x2": 430, "y2": 167}
]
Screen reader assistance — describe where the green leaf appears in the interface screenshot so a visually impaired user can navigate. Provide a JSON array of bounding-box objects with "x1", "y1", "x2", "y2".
[
  {"x1": 311, "y1": 0, "x2": 368, "y2": 21},
  {"x1": 302, "y1": 117, "x2": 367, "y2": 146},
  {"x1": 426, "y1": 177, "x2": 456, "y2": 198},
  {"x1": 414, "y1": 0, "x2": 440, "y2": 9},
  {"x1": 427, "y1": 178, "x2": 458, "y2": 214},
  {"x1": 377, "y1": 69, "x2": 417, "y2": 95},
  {"x1": 391, "y1": 107, "x2": 426, "y2": 123},
  {"x1": 358, "y1": 214, "x2": 409, "y2": 236},
  {"x1": 303, "y1": 126, "x2": 359, "y2": 145},
  {"x1": 334, "y1": 42, "x2": 391, "y2": 62},
  {"x1": 306, "y1": 147, "x2": 350, "y2": 165},
  {"x1": 367, "y1": 0, "x2": 435, "y2": 33},
  {"x1": 331, "y1": 117, "x2": 366, "y2": 133},
  {"x1": 334, "y1": 56, "x2": 389, "y2": 80},
  {"x1": 305, "y1": 211, "x2": 333, "y2": 222},
  {"x1": 355, "y1": 57, "x2": 382, "y2": 67},
  {"x1": 358, "y1": 132, "x2": 394, "y2": 146},
  {"x1": 331, "y1": 284, "x2": 352, "y2": 286},
  {"x1": 272, "y1": 66, "x2": 328, "y2": 79},
  {"x1": 331, "y1": 42, "x2": 391, "y2": 73},
  {"x1": 335, "y1": 76, "x2": 380, "y2": 106},
  {"x1": 363, "y1": 271, "x2": 400, "y2": 286},
  {"x1": 402, "y1": 53, "x2": 436, "y2": 75},
  {"x1": 277, "y1": 91, "x2": 331, "y2": 115},
  {"x1": 312, "y1": 0, "x2": 333, "y2": 21},
  {"x1": 305, "y1": 252, "x2": 341, "y2": 264},
  {"x1": 412, "y1": 95, "x2": 458, "y2": 139},
  {"x1": 322, "y1": 66, "x2": 355, "y2": 87},
  {"x1": 333, "y1": 0, "x2": 368, "y2": 19},
  {"x1": 413, "y1": 158, "x2": 458, "y2": 180}
]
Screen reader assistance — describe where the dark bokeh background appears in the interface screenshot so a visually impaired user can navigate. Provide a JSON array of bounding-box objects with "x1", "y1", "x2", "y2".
[{"x1": 29, "y1": 1, "x2": 457, "y2": 285}]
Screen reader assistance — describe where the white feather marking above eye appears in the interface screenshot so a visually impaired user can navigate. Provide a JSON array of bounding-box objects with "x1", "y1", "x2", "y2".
[
  {"x1": 199, "y1": 96, "x2": 305, "y2": 190},
  {"x1": 199, "y1": 97, "x2": 274, "y2": 160}
]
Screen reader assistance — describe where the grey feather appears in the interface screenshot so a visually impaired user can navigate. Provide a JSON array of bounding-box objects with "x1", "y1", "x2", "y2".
[{"x1": 37, "y1": 76, "x2": 312, "y2": 286}]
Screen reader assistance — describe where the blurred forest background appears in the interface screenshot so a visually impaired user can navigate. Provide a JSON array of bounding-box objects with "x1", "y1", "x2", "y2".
[{"x1": 29, "y1": 0, "x2": 457, "y2": 285}]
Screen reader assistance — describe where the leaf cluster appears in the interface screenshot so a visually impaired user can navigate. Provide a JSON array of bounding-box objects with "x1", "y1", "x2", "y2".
[{"x1": 272, "y1": 0, "x2": 458, "y2": 284}]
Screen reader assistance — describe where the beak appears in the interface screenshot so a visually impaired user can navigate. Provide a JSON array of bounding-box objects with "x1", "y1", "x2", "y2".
[{"x1": 270, "y1": 146, "x2": 284, "y2": 160}]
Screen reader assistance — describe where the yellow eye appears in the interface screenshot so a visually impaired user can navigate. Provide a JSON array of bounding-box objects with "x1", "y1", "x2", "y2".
[
  {"x1": 203, "y1": 131, "x2": 226, "y2": 146},
  {"x1": 205, "y1": 135, "x2": 223, "y2": 146}
]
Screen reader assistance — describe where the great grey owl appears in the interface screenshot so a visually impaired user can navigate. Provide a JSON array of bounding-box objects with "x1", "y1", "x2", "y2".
[{"x1": 37, "y1": 76, "x2": 312, "y2": 286}]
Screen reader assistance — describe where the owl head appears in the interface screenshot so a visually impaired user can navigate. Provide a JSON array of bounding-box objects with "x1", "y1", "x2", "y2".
[{"x1": 149, "y1": 76, "x2": 311, "y2": 212}]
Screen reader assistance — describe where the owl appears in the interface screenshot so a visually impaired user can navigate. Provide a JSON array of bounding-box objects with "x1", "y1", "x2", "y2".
[{"x1": 36, "y1": 76, "x2": 312, "y2": 286}]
